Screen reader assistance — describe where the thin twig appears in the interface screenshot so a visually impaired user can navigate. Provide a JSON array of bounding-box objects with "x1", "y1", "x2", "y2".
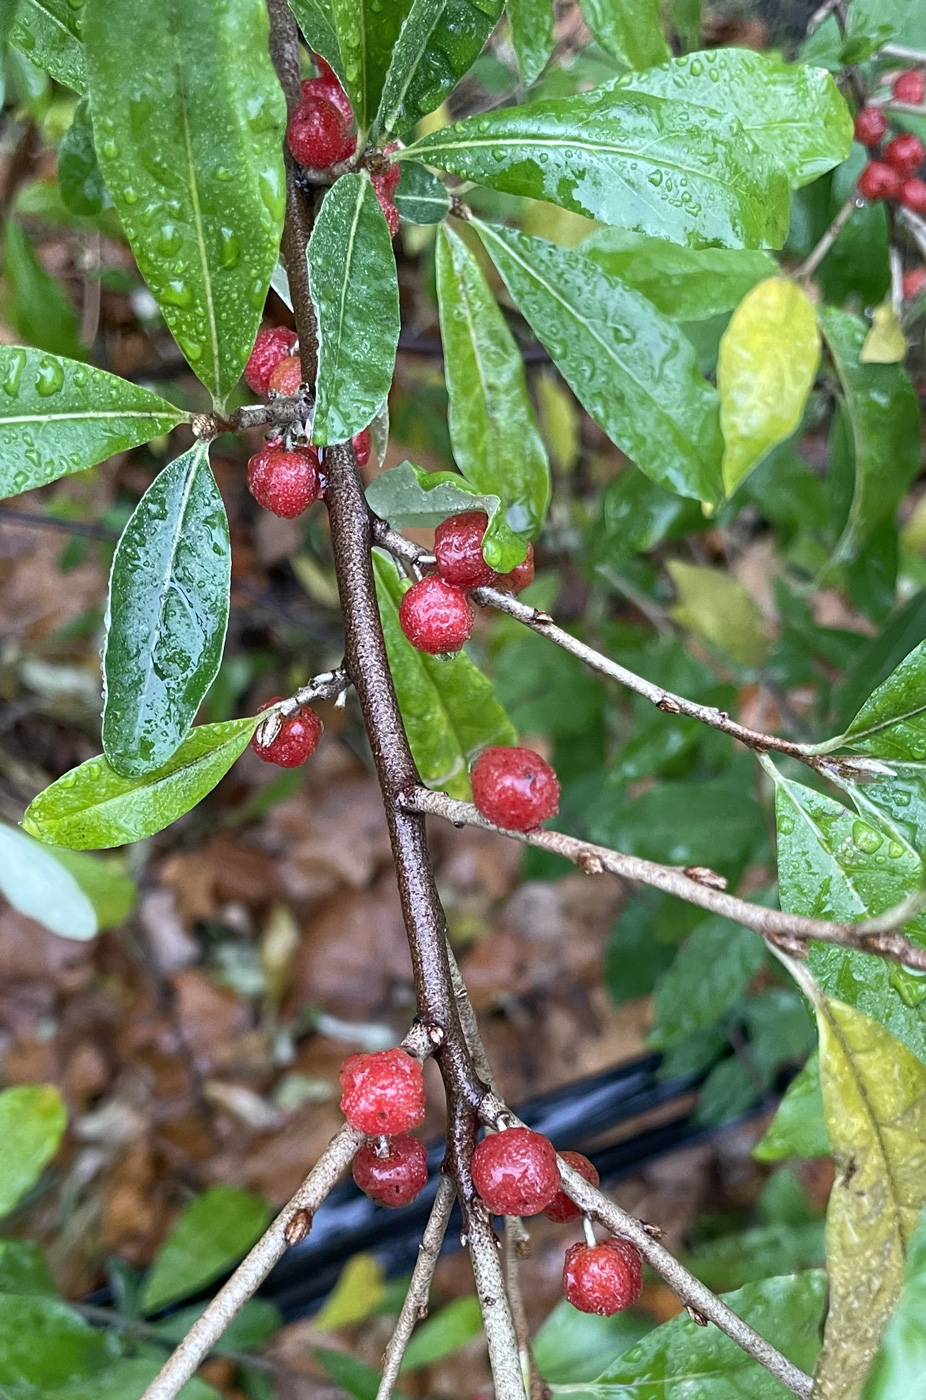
[
  {"x1": 794, "y1": 196, "x2": 860, "y2": 282},
  {"x1": 464, "y1": 1200, "x2": 528, "y2": 1400},
  {"x1": 402, "y1": 787, "x2": 926, "y2": 971},
  {"x1": 879, "y1": 43, "x2": 926, "y2": 63},
  {"x1": 376, "y1": 1176, "x2": 456, "y2": 1400},
  {"x1": 138, "y1": 1125, "x2": 363, "y2": 1400},
  {"x1": 504, "y1": 1223, "x2": 542, "y2": 1400},
  {"x1": 252, "y1": 666, "x2": 351, "y2": 746}
]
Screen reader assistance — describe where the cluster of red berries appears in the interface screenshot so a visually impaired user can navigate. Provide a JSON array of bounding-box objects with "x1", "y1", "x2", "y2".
[
  {"x1": 398, "y1": 511, "x2": 535, "y2": 656},
  {"x1": 855, "y1": 70, "x2": 926, "y2": 213},
  {"x1": 338, "y1": 1052, "x2": 643, "y2": 1314},
  {"x1": 285, "y1": 54, "x2": 401, "y2": 236}
]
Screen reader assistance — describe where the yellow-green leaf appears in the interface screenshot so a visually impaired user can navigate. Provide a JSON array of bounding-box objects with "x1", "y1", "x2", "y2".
[
  {"x1": 718, "y1": 277, "x2": 820, "y2": 497},
  {"x1": 315, "y1": 1254, "x2": 385, "y2": 1331},
  {"x1": 667, "y1": 560, "x2": 768, "y2": 669},
  {"x1": 861, "y1": 302, "x2": 906, "y2": 365},
  {"x1": 0, "y1": 1085, "x2": 67, "y2": 1217}
]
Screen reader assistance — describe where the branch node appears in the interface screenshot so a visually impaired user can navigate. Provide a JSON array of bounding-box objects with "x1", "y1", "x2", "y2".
[
  {"x1": 533, "y1": 610, "x2": 555, "y2": 625},
  {"x1": 641, "y1": 1219, "x2": 665, "y2": 1239},
  {"x1": 578, "y1": 852, "x2": 605, "y2": 876},
  {"x1": 687, "y1": 1305, "x2": 710, "y2": 1328},
  {"x1": 657, "y1": 695, "x2": 681, "y2": 714},
  {"x1": 683, "y1": 866, "x2": 728, "y2": 891},
  {"x1": 283, "y1": 1209, "x2": 312, "y2": 1246}
]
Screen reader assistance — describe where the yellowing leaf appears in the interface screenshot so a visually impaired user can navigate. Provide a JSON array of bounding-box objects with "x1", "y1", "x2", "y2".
[
  {"x1": 719, "y1": 277, "x2": 820, "y2": 496},
  {"x1": 315, "y1": 1253, "x2": 385, "y2": 1331},
  {"x1": 861, "y1": 303, "x2": 907, "y2": 365},
  {"x1": 667, "y1": 560, "x2": 768, "y2": 669}
]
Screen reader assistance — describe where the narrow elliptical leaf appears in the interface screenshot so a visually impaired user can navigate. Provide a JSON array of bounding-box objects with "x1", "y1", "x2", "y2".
[
  {"x1": 10, "y1": 0, "x2": 84, "y2": 91},
  {"x1": 375, "y1": 0, "x2": 503, "y2": 137},
  {"x1": 329, "y1": 0, "x2": 414, "y2": 131}
]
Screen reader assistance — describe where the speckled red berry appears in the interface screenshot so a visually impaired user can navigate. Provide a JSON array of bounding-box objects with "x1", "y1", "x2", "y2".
[
  {"x1": 399, "y1": 576, "x2": 474, "y2": 654},
  {"x1": 858, "y1": 160, "x2": 903, "y2": 201},
  {"x1": 563, "y1": 1238, "x2": 643, "y2": 1315},
  {"x1": 372, "y1": 177, "x2": 400, "y2": 237},
  {"x1": 543, "y1": 1151, "x2": 600, "y2": 1223},
  {"x1": 893, "y1": 70, "x2": 926, "y2": 105},
  {"x1": 885, "y1": 132, "x2": 926, "y2": 175},
  {"x1": 352, "y1": 427, "x2": 372, "y2": 467},
  {"x1": 251, "y1": 700, "x2": 323, "y2": 767},
  {"x1": 903, "y1": 266, "x2": 926, "y2": 299},
  {"x1": 303, "y1": 71, "x2": 353, "y2": 127},
  {"x1": 471, "y1": 746, "x2": 560, "y2": 832},
  {"x1": 248, "y1": 445, "x2": 321, "y2": 518},
  {"x1": 268, "y1": 355, "x2": 303, "y2": 397},
  {"x1": 434, "y1": 512, "x2": 497, "y2": 588},
  {"x1": 901, "y1": 177, "x2": 926, "y2": 212},
  {"x1": 339, "y1": 1048, "x2": 426, "y2": 1136},
  {"x1": 245, "y1": 327, "x2": 298, "y2": 396},
  {"x1": 495, "y1": 542, "x2": 535, "y2": 595},
  {"x1": 853, "y1": 106, "x2": 889, "y2": 147},
  {"x1": 287, "y1": 93, "x2": 355, "y2": 169},
  {"x1": 352, "y1": 1137, "x2": 428, "y2": 1207},
  {"x1": 471, "y1": 1127, "x2": 560, "y2": 1216}
]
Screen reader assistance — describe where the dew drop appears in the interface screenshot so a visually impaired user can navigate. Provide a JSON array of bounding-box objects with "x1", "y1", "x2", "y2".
[
  {"x1": 777, "y1": 814, "x2": 794, "y2": 836},
  {"x1": 35, "y1": 357, "x2": 65, "y2": 397},
  {"x1": 102, "y1": 139, "x2": 118, "y2": 160},
  {"x1": 852, "y1": 820, "x2": 883, "y2": 855},
  {"x1": 161, "y1": 279, "x2": 193, "y2": 308},
  {"x1": 2, "y1": 348, "x2": 26, "y2": 397},
  {"x1": 157, "y1": 224, "x2": 183, "y2": 258}
]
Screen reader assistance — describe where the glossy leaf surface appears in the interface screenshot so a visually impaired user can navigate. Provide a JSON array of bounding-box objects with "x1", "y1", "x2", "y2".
[
  {"x1": 330, "y1": 0, "x2": 414, "y2": 131},
  {"x1": 103, "y1": 443, "x2": 231, "y2": 776},
  {"x1": 0, "y1": 822, "x2": 96, "y2": 939},
  {"x1": 0, "y1": 1084, "x2": 67, "y2": 1217},
  {"x1": 436, "y1": 225, "x2": 549, "y2": 553},
  {"x1": 142, "y1": 1184, "x2": 270, "y2": 1313},
  {"x1": 393, "y1": 160, "x2": 452, "y2": 225},
  {"x1": 287, "y1": 0, "x2": 343, "y2": 77},
  {"x1": 23, "y1": 716, "x2": 260, "y2": 851},
  {"x1": 651, "y1": 916, "x2": 764, "y2": 1048},
  {"x1": 309, "y1": 173, "x2": 400, "y2": 445},
  {"x1": 842, "y1": 640, "x2": 926, "y2": 761},
  {"x1": 84, "y1": 0, "x2": 287, "y2": 405},
  {"x1": 10, "y1": 0, "x2": 84, "y2": 91},
  {"x1": 0, "y1": 347, "x2": 187, "y2": 498},
  {"x1": 375, "y1": 0, "x2": 503, "y2": 137},
  {"x1": 373, "y1": 552, "x2": 516, "y2": 799},
  {"x1": 476, "y1": 221, "x2": 723, "y2": 503},
  {"x1": 753, "y1": 1053, "x2": 830, "y2": 1161},
  {"x1": 863, "y1": 1207, "x2": 926, "y2": 1400},
  {"x1": 507, "y1": 0, "x2": 553, "y2": 84},
  {"x1": 57, "y1": 96, "x2": 108, "y2": 216},
  {"x1": 581, "y1": 0, "x2": 669, "y2": 69}
]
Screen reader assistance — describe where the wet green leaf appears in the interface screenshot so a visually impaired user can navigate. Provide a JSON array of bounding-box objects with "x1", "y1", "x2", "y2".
[
  {"x1": 842, "y1": 640, "x2": 926, "y2": 762},
  {"x1": 330, "y1": 0, "x2": 413, "y2": 131},
  {"x1": 718, "y1": 278, "x2": 820, "y2": 497},
  {"x1": 754, "y1": 1053, "x2": 830, "y2": 1161},
  {"x1": 409, "y1": 89, "x2": 789, "y2": 249},
  {"x1": 142, "y1": 1184, "x2": 270, "y2": 1314},
  {"x1": 375, "y1": 0, "x2": 503, "y2": 137},
  {"x1": 10, "y1": 0, "x2": 83, "y2": 91},
  {"x1": 667, "y1": 560, "x2": 768, "y2": 667},
  {"x1": 393, "y1": 160, "x2": 451, "y2": 225},
  {"x1": 581, "y1": 0, "x2": 669, "y2": 69},
  {"x1": 618, "y1": 48, "x2": 852, "y2": 188},
  {"x1": 0, "y1": 1085, "x2": 66, "y2": 1217},
  {"x1": 863, "y1": 1207, "x2": 926, "y2": 1400},
  {"x1": 366, "y1": 459, "x2": 526, "y2": 571},
  {"x1": 309, "y1": 173, "x2": 400, "y2": 445},
  {"x1": 48, "y1": 848, "x2": 137, "y2": 930},
  {"x1": 2, "y1": 218, "x2": 83, "y2": 361},
  {"x1": 475, "y1": 221, "x2": 723, "y2": 504},
  {"x1": 0, "y1": 1295, "x2": 108, "y2": 1389},
  {"x1": 103, "y1": 444, "x2": 230, "y2": 776},
  {"x1": 23, "y1": 716, "x2": 260, "y2": 851},
  {"x1": 534, "y1": 1299, "x2": 651, "y2": 1385},
  {"x1": 436, "y1": 225, "x2": 549, "y2": 554},
  {"x1": 0, "y1": 823, "x2": 96, "y2": 939},
  {"x1": 401, "y1": 1295, "x2": 482, "y2": 1370},
  {"x1": 287, "y1": 0, "x2": 343, "y2": 78},
  {"x1": 819, "y1": 307, "x2": 921, "y2": 568},
  {"x1": 579, "y1": 229, "x2": 775, "y2": 322},
  {"x1": 57, "y1": 96, "x2": 109, "y2": 216},
  {"x1": 507, "y1": 0, "x2": 553, "y2": 84},
  {"x1": 651, "y1": 916, "x2": 765, "y2": 1048},
  {"x1": 84, "y1": 0, "x2": 287, "y2": 406},
  {"x1": 373, "y1": 551, "x2": 516, "y2": 799}
]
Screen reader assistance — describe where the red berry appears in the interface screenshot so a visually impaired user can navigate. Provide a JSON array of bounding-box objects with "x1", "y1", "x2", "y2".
[
  {"x1": 893, "y1": 70, "x2": 926, "y2": 105},
  {"x1": 495, "y1": 542, "x2": 535, "y2": 595},
  {"x1": 471, "y1": 1127, "x2": 560, "y2": 1216},
  {"x1": 302, "y1": 72, "x2": 353, "y2": 127},
  {"x1": 245, "y1": 327, "x2": 298, "y2": 396},
  {"x1": 885, "y1": 132, "x2": 926, "y2": 175},
  {"x1": 287, "y1": 93, "x2": 355, "y2": 169},
  {"x1": 858, "y1": 160, "x2": 903, "y2": 201},
  {"x1": 853, "y1": 106, "x2": 889, "y2": 147},
  {"x1": 901, "y1": 177, "x2": 926, "y2": 212},
  {"x1": 434, "y1": 511, "x2": 497, "y2": 589},
  {"x1": 378, "y1": 145, "x2": 402, "y2": 196},
  {"x1": 398, "y1": 576, "x2": 474, "y2": 654},
  {"x1": 267, "y1": 355, "x2": 303, "y2": 397},
  {"x1": 903, "y1": 267, "x2": 926, "y2": 299},
  {"x1": 339, "y1": 1048, "x2": 426, "y2": 1135},
  {"x1": 352, "y1": 1137, "x2": 428, "y2": 1207},
  {"x1": 543, "y1": 1151, "x2": 600, "y2": 1223},
  {"x1": 251, "y1": 700, "x2": 323, "y2": 767},
  {"x1": 470, "y1": 746, "x2": 560, "y2": 832},
  {"x1": 563, "y1": 1238, "x2": 643, "y2": 1316},
  {"x1": 248, "y1": 445, "x2": 321, "y2": 518},
  {"x1": 352, "y1": 427, "x2": 372, "y2": 467},
  {"x1": 372, "y1": 177, "x2": 400, "y2": 237}
]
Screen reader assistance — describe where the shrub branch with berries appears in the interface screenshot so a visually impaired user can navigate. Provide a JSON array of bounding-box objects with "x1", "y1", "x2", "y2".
[{"x1": 5, "y1": 3, "x2": 926, "y2": 1400}]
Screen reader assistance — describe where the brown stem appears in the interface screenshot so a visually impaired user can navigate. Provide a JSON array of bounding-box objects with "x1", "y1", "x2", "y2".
[{"x1": 376, "y1": 1176, "x2": 456, "y2": 1400}]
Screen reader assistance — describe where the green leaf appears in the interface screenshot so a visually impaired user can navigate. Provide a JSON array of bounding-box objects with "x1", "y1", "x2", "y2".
[
  {"x1": 0, "y1": 346, "x2": 185, "y2": 499},
  {"x1": 863, "y1": 1207, "x2": 926, "y2": 1400},
  {"x1": 580, "y1": 0, "x2": 669, "y2": 69},
  {"x1": 811, "y1": 993, "x2": 926, "y2": 1400},
  {"x1": 102, "y1": 443, "x2": 231, "y2": 776},
  {"x1": 2, "y1": 218, "x2": 83, "y2": 361},
  {"x1": 651, "y1": 916, "x2": 765, "y2": 1048},
  {"x1": 589, "y1": 1272, "x2": 826, "y2": 1398},
  {"x1": 153, "y1": 1296, "x2": 281, "y2": 1350},
  {"x1": 57, "y1": 96, "x2": 109, "y2": 217},
  {"x1": 842, "y1": 640, "x2": 926, "y2": 762},
  {"x1": 667, "y1": 560, "x2": 768, "y2": 668},
  {"x1": 142, "y1": 1184, "x2": 270, "y2": 1314},
  {"x1": 309, "y1": 173, "x2": 400, "y2": 445},
  {"x1": 0, "y1": 1084, "x2": 66, "y2": 1217},
  {"x1": 753, "y1": 1053, "x2": 830, "y2": 1162},
  {"x1": 10, "y1": 0, "x2": 84, "y2": 92},
  {"x1": 0, "y1": 1295, "x2": 108, "y2": 1389},
  {"x1": 533, "y1": 1299, "x2": 651, "y2": 1385},
  {"x1": 474, "y1": 221, "x2": 723, "y2": 504},
  {"x1": 315, "y1": 1347, "x2": 397, "y2": 1400},
  {"x1": 40, "y1": 1355, "x2": 220, "y2": 1400},
  {"x1": 48, "y1": 848, "x2": 137, "y2": 930},
  {"x1": 579, "y1": 229, "x2": 776, "y2": 322},
  {"x1": 436, "y1": 225, "x2": 549, "y2": 554},
  {"x1": 22, "y1": 715, "x2": 261, "y2": 851},
  {"x1": 0, "y1": 1240, "x2": 57, "y2": 1297},
  {"x1": 373, "y1": 551, "x2": 516, "y2": 799},
  {"x1": 330, "y1": 0, "x2": 414, "y2": 132},
  {"x1": 366, "y1": 459, "x2": 526, "y2": 571},
  {"x1": 862, "y1": 301, "x2": 907, "y2": 365},
  {"x1": 83, "y1": 0, "x2": 287, "y2": 406},
  {"x1": 316, "y1": 1254, "x2": 385, "y2": 1331},
  {"x1": 618, "y1": 48, "x2": 852, "y2": 189},
  {"x1": 401, "y1": 1294, "x2": 482, "y2": 1370},
  {"x1": 374, "y1": 0, "x2": 503, "y2": 137},
  {"x1": 287, "y1": 0, "x2": 343, "y2": 78},
  {"x1": 507, "y1": 0, "x2": 553, "y2": 84},
  {"x1": 819, "y1": 307, "x2": 921, "y2": 568},
  {"x1": 0, "y1": 823, "x2": 96, "y2": 939},
  {"x1": 718, "y1": 278, "x2": 820, "y2": 497},
  {"x1": 408, "y1": 90, "x2": 789, "y2": 250},
  {"x1": 393, "y1": 160, "x2": 451, "y2": 225}
]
